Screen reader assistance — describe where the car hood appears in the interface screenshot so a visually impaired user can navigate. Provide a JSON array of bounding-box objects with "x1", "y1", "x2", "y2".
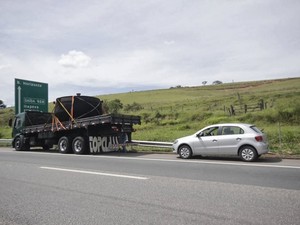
[{"x1": 176, "y1": 134, "x2": 194, "y2": 143}]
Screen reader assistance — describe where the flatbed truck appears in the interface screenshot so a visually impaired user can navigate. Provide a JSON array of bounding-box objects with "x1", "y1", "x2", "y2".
[{"x1": 9, "y1": 95, "x2": 141, "y2": 154}]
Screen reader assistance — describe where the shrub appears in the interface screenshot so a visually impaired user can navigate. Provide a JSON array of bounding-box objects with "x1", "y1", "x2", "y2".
[
  {"x1": 124, "y1": 102, "x2": 143, "y2": 112},
  {"x1": 105, "y1": 99, "x2": 123, "y2": 114}
]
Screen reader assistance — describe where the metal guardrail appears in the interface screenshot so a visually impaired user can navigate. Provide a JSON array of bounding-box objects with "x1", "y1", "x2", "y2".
[
  {"x1": 132, "y1": 140, "x2": 173, "y2": 148},
  {"x1": 0, "y1": 139, "x2": 12, "y2": 143},
  {"x1": 0, "y1": 139, "x2": 173, "y2": 148}
]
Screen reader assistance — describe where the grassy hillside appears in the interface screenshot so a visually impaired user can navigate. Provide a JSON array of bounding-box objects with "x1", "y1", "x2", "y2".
[
  {"x1": 98, "y1": 77, "x2": 300, "y2": 154},
  {"x1": 1, "y1": 77, "x2": 299, "y2": 154}
]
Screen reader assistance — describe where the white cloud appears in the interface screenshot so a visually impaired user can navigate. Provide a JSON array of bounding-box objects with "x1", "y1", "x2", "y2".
[{"x1": 58, "y1": 50, "x2": 91, "y2": 68}]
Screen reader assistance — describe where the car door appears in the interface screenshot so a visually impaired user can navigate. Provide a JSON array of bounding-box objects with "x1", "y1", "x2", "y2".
[
  {"x1": 193, "y1": 126, "x2": 220, "y2": 155},
  {"x1": 217, "y1": 126, "x2": 244, "y2": 155}
]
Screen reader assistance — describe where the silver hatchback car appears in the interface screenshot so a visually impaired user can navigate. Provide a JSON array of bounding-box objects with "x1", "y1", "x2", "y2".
[{"x1": 173, "y1": 123, "x2": 269, "y2": 161}]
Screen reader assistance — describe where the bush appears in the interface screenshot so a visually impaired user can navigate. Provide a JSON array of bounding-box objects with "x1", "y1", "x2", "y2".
[
  {"x1": 104, "y1": 99, "x2": 123, "y2": 114},
  {"x1": 141, "y1": 113, "x2": 151, "y2": 124},
  {"x1": 124, "y1": 102, "x2": 143, "y2": 112}
]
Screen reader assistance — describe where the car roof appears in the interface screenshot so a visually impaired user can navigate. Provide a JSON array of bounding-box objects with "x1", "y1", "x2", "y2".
[{"x1": 207, "y1": 123, "x2": 254, "y2": 127}]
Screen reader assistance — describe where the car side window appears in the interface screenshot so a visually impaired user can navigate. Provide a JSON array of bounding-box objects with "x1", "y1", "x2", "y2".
[
  {"x1": 222, "y1": 126, "x2": 244, "y2": 135},
  {"x1": 202, "y1": 127, "x2": 219, "y2": 136}
]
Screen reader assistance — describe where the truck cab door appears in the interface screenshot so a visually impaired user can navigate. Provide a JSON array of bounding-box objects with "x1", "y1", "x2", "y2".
[{"x1": 12, "y1": 116, "x2": 23, "y2": 138}]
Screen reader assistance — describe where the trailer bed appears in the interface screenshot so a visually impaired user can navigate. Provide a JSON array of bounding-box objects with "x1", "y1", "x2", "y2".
[{"x1": 22, "y1": 114, "x2": 141, "y2": 134}]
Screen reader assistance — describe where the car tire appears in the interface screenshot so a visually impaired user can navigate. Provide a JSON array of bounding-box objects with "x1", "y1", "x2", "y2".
[
  {"x1": 239, "y1": 146, "x2": 258, "y2": 162},
  {"x1": 58, "y1": 136, "x2": 72, "y2": 154},
  {"x1": 179, "y1": 145, "x2": 192, "y2": 159},
  {"x1": 72, "y1": 136, "x2": 88, "y2": 155}
]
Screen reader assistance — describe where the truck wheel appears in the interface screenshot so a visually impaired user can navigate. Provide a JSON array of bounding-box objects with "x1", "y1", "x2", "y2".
[
  {"x1": 15, "y1": 136, "x2": 24, "y2": 151},
  {"x1": 72, "y1": 136, "x2": 88, "y2": 154},
  {"x1": 58, "y1": 136, "x2": 72, "y2": 153},
  {"x1": 14, "y1": 135, "x2": 29, "y2": 151}
]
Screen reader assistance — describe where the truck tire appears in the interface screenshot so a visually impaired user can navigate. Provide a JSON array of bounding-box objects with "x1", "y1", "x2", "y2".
[
  {"x1": 58, "y1": 136, "x2": 72, "y2": 154},
  {"x1": 14, "y1": 135, "x2": 29, "y2": 151},
  {"x1": 72, "y1": 136, "x2": 88, "y2": 154},
  {"x1": 15, "y1": 136, "x2": 25, "y2": 151}
]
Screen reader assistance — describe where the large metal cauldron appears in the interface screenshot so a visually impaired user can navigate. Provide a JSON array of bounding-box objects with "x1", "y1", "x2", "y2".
[{"x1": 54, "y1": 95, "x2": 103, "y2": 122}]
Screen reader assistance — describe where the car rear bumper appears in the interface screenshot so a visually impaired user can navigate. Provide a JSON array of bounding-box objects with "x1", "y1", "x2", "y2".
[{"x1": 256, "y1": 143, "x2": 269, "y2": 155}]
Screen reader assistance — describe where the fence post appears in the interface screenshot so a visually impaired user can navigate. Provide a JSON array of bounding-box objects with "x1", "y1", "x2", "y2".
[
  {"x1": 230, "y1": 105, "x2": 235, "y2": 116},
  {"x1": 259, "y1": 99, "x2": 264, "y2": 110}
]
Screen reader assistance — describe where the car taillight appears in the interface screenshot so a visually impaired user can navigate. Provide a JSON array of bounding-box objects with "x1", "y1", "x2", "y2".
[{"x1": 255, "y1": 136, "x2": 263, "y2": 142}]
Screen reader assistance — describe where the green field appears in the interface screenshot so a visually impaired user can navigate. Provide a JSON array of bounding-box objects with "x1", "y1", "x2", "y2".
[{"x1": 1, "y1": 77, "x2": 300, "y2": 155}]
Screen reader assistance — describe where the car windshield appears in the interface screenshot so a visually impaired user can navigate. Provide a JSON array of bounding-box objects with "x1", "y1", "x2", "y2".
[{"x1": 250, "y1": 126, "x2": 263, "y2": 133}]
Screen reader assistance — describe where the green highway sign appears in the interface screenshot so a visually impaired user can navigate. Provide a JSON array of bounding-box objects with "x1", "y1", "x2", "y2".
[{"x1": 15, "y1": 78, "x2": 48, "y2": 114}]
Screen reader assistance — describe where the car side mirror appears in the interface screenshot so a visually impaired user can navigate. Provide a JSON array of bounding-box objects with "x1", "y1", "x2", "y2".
[{"x1": 8, "y1": 119, "x2": 12, "y2": 127}]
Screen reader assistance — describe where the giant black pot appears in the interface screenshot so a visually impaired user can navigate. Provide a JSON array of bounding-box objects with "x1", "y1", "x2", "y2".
[{"x1": 54, "y1": 95, "x2": 103, "y2": 122}]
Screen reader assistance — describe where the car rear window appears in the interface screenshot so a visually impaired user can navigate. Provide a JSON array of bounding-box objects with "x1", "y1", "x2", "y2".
[{"x1": 250, "y1": 126, "x2": 263, "y2": 134}]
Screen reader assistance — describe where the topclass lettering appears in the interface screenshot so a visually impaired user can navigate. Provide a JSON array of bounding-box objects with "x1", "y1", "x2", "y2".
[{"x1": 89, "y1": 136, "x2": 119, "y2": 153}]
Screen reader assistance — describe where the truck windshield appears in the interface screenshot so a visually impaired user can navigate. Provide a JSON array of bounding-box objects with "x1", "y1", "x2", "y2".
[{"x1": 25, "y1": 112, "x2": 52, "y2": 126}]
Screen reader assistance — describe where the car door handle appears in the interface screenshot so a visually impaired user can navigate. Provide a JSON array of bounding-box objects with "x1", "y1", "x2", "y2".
[
  {"x1": 236, "y1": 138, "x2": 241, "y2": 141},
  {"x1": 212, "y1": 139, "x2": 217, "y2": 142}
]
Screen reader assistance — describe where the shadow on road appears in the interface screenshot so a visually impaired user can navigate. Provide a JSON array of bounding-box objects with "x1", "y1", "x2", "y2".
[
  {"x1": 10, "y1": 148, "x2": 284, "y2": 163},
  {"x1": 190, "y1": 155, "x2": 282, "y2": 163}
]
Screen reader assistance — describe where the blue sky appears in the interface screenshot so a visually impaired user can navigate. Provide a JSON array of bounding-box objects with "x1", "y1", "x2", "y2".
[{"x1": 1, "y1": 0, "x2": 299, "y2": 106}]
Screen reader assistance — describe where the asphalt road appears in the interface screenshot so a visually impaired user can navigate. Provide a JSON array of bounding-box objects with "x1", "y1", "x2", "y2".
[{"x1": 1, "y1": 147, "x2": 300, "y2": 225}]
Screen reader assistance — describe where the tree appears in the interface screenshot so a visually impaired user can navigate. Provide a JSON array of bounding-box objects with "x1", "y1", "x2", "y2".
[
  {"x1": 0, "y1": 100, "x2": 6, "y2": 108},
  {"x1": 212, "y1": 80, "x2": 223, "y2": 85},
  {"x1": 202, "y1": 81, "x2": 207, "y2": 86},
  {"x1": 106, "y1": 99, "x2": 123, "y2": 114}
]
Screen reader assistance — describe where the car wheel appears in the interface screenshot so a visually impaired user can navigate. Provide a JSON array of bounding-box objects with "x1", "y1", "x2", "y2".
[
  {"x1": 179, "y1": 145, "x2": 192, "y2": 159},
  {"x1": 58, "y1": 136, "x2": 72, "y2": 153},
  {"x1": 72, "y1": 136, "x2": 88, "y2": 154},
  {"x1": 239, "y1": 146, "x2": 258, "y2": 162}
]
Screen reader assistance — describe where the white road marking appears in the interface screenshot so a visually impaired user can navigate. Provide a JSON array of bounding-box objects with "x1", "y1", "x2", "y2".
[
  {"x1": 3, "y1": 149, "x2": 300, "y2": 170},
  {"x1": 40, "y1": 166, "x2": 148, "y2": 180},
  {"x1": 90, "y1": 155, "x2": 300, "y2": 169}
]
